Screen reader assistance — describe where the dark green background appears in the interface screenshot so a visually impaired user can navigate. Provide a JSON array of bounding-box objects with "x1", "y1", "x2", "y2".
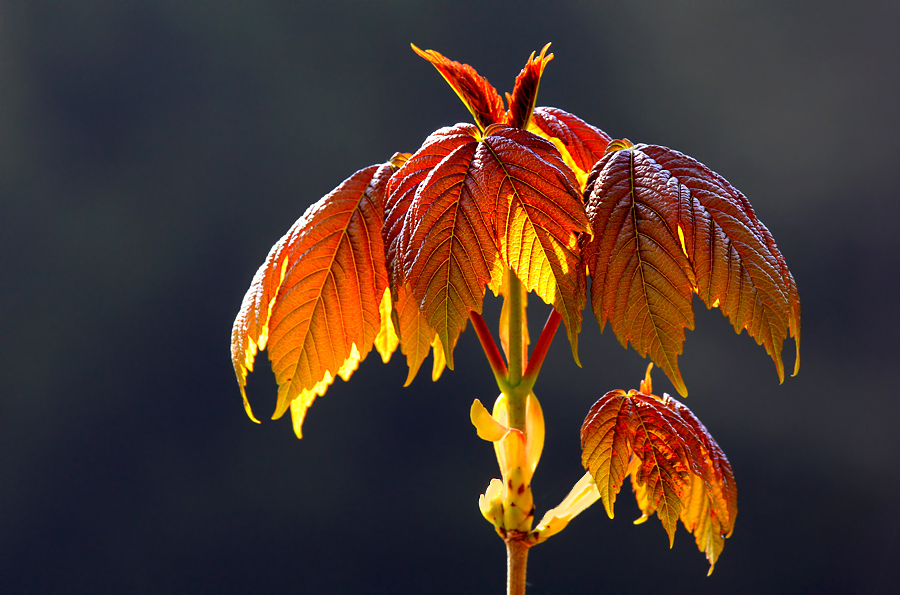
[{"x1": 3, "y1": 1, "x2": 898, "y2": 593}]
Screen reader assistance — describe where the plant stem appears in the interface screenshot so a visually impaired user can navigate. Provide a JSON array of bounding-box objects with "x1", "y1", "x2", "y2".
[
  {"x1": 506, "y1": 536, "x2": 530, "y2": 595},
  {"x1": 470, "y1": 311, "x2": 511, "y2": 393},
  {"x1": 502, "y1": 271, "x2": 531, "y2": 594},
  {"x1": 522, "y1": 309, "x2": 561, "y2": 387},
  {"x1": 504, "y1": 271, "x2": 528, "y2": 431}
]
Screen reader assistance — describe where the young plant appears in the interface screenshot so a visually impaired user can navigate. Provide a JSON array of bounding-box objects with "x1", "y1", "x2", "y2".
[{"x1": 231, "y1": 44, "x2": 800, "y2": 594}]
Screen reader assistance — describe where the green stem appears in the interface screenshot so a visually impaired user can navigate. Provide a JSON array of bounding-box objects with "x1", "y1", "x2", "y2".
[{"x1": 504, "y1": 271, "x2": 528, "y2": 432}]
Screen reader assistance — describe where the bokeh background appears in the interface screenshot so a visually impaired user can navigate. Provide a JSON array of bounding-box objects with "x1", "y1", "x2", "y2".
[{"x1": 3, "y1": 1, "x2": 899, "y2": 593}]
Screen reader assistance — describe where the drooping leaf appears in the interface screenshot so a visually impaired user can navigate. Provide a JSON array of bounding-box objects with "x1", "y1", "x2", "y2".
[
  {"x1": 504, "y1": 43, "x2": 553, "y2": 129},
  {"x1": 637, "y1": 144, "x2": 800, "y2": 380},
  {"x1": 395, "y1": 124, "x2": 505, "y2": 368},
  {"x1": 231, "y1": 163, "x2": 394, "y2": 437},
  {"x1": 392, "y1": 283, "x2": 444, "y2": 386},
  {"x1": 528, "y1": 106, "x2": 612, "y2": 191},
  {"x1": 412, "y1": 44, "x2": 506, "y2": 131},
  {"x1": 582, "y1": 145, "x2": 695, "y2": 395},
  {"x1": 580, "y1": 368, "x2": 737, "y2": 572},
  {"x1": 479, "y1": 124, "x2": 591, "y2": 362},
  {"x1": 583, "y1": 142, "x2": 800, "y2": 395}
]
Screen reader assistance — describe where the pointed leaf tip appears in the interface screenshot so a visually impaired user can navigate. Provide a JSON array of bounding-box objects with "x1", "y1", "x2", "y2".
[
  {"x1": 506, "y1": 43, "x2": 554, "y2": 129},
  {"x1": 411, "y1": 44, "x2": 505, "y2": 130}
]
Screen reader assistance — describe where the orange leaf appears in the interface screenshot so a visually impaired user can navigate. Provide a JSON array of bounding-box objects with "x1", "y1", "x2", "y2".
[
  {"x1": 638, "y1": 144, "x2": 801, "y2": 381},
  {"x1": 504, "y1": 44, "x2": 554, "y2": 129},
  {"x1": 528, "y1": 106, "x2": 612, "y2": 191},
  {"x1": 582, "y1": 147, "x2": 695, "y2": 395},
  {"x1": 480, "y1": 125, "x2": 591, "y2": 363},
  {"x1": 392, "y1": 283, "x2": 444, "y2": 386},
  {"x1": 411, "y1": 44, "x2": 506, "y2": 131},
  {"x1": 580, "y1": 370, "x2": 737, "y2": 572},
  {"x1": 231, "y1": 163, "x2": 393, "y2": 437}
]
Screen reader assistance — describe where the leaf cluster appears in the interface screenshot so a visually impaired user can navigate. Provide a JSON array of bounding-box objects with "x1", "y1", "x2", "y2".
[{"x1": 231, "y1": 44, "x2": 799, "y2": 437}]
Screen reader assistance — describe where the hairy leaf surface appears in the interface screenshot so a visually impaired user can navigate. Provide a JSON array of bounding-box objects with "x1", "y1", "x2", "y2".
[
  {"x1": 581, "y1": 374, "x2": 736, "y2": 572},
  {"x1": 231, "y1": 163, "x2": 394, "y2": 437}
]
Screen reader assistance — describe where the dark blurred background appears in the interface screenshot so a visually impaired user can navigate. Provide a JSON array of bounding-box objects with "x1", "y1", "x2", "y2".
[{"x1": 2, "y1": 1, "x2": 898, "y2": 593}]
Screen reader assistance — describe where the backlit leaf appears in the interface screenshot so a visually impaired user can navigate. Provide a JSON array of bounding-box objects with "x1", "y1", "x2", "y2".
[
  {"x1": 582, "y1": 146, "x2": 695, "y2": 395},
  {"x1": 392, "y1": 283, "x2": 443, "y2": 386},
  {"x1": 637, "y1": 144, "x2": 800, "y2": 381},
  {"x1": 412, "y1": 44, "x2": 506, "y2": 131},
  {"x1": 528, "y1": 106, "x2": 612, "y2": 191},
  {"x1": 480, "y1": 125, "x2": 591, "y2": 363},
  {"x1": 583, "y1": 142, "x2": 800, "y2": 395},
  {"x1": 231, "y1": 163, "x2": 392, "y2": 437},
  {"x1": 395, "y1": 124, "x2": 505, "y2": 368},
  {"x1": 505, "y1": 44, "x2": 553, "y2": 129},
  {"x1": 581, "y1": 367, "x2": 736, "y2": 572}
]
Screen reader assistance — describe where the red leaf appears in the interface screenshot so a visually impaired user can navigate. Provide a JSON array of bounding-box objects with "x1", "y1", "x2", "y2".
[
  {"x1": 637, "y1": 144, "x2": 800, "y2": 380},
  {"x1": 582, "y1": 147, "x2": 695, "y2": 395},
  {"x1": 478, "y1": 125, "x2": 591, "y2": 362},
  {"x1": 529, "y1": 106, "x2": 612, "y2": 190},
  {"x1": 583, "y1": 142, "x2": 800, "y2": 394},
  {"x1": 412, "y1": 44, "x2": 506, "y2": 131},
  {"x1": 394, "y1": 124, "x2": 504, "y2": 367},
  {"x1": 505, "y1": 44, "x2": 554, "y2": 129},
  {"x1": 580, "y1": 367, "x2": 737, "y2": 572}
]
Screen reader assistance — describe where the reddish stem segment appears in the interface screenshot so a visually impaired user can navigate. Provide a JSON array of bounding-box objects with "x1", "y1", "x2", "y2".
[
  {"x1": 470, "y1": 311, "x2": 509, "y2": 380},
  {"x1": 522, "y1": 309, "x2": 561, "y2": 384}
]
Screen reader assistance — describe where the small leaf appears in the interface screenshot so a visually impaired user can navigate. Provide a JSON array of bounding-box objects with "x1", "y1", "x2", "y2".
[
  {"x1": 528, "y1": 106, "x2": 612, "y2": 191},
  {"x1": 412, "y1": 44, "x2": 506, "y2": 131},
  {"x1": 505, "y1": 44, "x2": 553, "y2": 129},
  {"x1": 580, "y1": 369, "x2": 737, "y2": 572},
  {"x1": 231, "y1": 163, "x2": 392, "y2": 436}
]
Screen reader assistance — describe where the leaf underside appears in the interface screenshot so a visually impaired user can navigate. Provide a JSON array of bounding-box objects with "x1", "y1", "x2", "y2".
[
  {"x1": 582, "y1": 144, "x2": 800, "y2": 395},
  {"x1": 581, "y1": 387, "x2": 737, "y2": 573},
  {"x1": 388, "y1": 123, "x2": 589, "y2": 367},
  {"x1": 230, "y1": 163, "x2": 396, "y2": 437}
]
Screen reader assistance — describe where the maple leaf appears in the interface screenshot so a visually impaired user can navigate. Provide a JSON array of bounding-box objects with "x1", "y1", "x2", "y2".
[
  {"x1": 582, "y1": 141, "x2": 800, "y2": 395},
  {"x1": 580, "y1": 365, "x2": 737, "y2": 572},
  {"x1": 231, "y1": 163, "x2": 396, "y2": 438}
]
